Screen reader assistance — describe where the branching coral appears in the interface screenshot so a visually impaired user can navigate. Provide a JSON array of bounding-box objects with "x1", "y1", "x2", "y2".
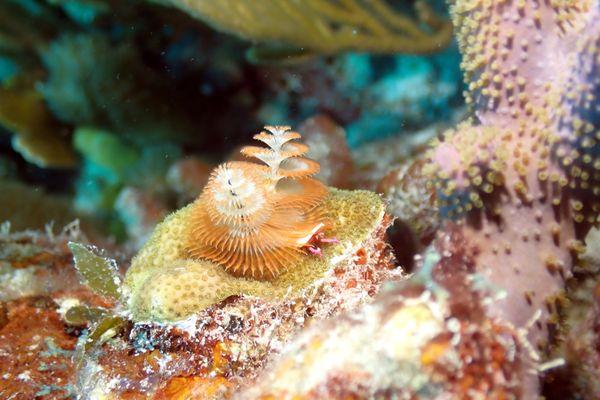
[
  {"x1": 156, "y1": 0, "x2": 453, "y2": 58},
  {"x1": 186, "y1": 126, "x2": 328, "y2": 280}
]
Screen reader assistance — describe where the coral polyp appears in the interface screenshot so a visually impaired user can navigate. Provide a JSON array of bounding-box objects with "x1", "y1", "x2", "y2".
[{"x1": 186, "y1": 126, "x2": 328, "y2": 280}]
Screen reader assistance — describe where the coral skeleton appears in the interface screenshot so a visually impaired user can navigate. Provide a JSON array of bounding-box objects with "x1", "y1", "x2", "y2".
[{"x1": 186, "y1": 126, "x2": 329, "y2": 280}]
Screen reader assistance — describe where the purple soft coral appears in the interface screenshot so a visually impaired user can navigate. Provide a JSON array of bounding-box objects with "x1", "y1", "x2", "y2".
[{"x1": 426, "y1": 0, "x2": 599, "y2": 346}]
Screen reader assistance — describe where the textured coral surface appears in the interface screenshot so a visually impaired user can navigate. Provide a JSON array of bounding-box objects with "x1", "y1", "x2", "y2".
[
  {"x1": 126, "y1": 188, "x2": 388, "y2": 321},
  {"x1": 425, "y1": 0, "x2": 599, "y2": 350},
  {"x1": 76, "y1": 212, "x2": 399, "y2": 398}
]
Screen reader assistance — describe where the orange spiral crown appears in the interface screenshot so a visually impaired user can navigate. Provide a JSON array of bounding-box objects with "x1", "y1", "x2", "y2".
[{"x1": 186, "y1": 126, "x2": 328, "y2": 280}]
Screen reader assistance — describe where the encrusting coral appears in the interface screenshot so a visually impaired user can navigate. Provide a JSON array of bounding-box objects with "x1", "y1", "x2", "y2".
[
  {"x1": 115, "y1": 126, "x2": 392, "y2": 322},
  {"x1": 186, "y1": 126, "x2": 328, "y2": 280}
]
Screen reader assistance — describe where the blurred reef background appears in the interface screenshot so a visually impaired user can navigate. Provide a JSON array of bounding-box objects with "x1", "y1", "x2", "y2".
[{"x1": 0, "y1": 0, "x2": 462, "y2": 246}]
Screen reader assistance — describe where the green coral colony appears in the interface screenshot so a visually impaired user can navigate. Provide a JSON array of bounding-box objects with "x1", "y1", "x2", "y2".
[
  {"x1": 127, "y1": 188, "x2": 383, "y2": 321},
  {"x1": 71, "y1": 127, "x2": 385, "y2": 322}
]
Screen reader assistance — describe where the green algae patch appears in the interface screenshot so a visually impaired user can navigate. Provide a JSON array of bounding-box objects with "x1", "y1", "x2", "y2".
[
  {"x1": 125, "y1": 189, "x2": 384, "y2": 322},
  {"x1": 69, "y1": 242, "x2": 123, "y2": 301}
]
